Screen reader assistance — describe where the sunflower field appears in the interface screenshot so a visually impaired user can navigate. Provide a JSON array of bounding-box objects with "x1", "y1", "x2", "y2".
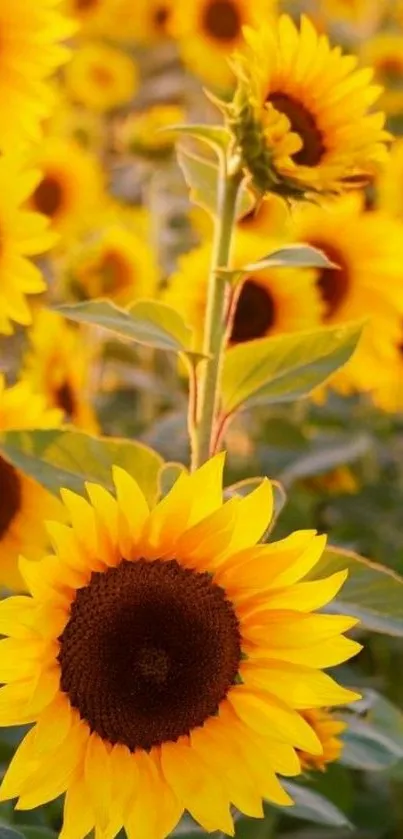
[{"x1": 1, "y1": 1, "x2": 403, "y2": 839}]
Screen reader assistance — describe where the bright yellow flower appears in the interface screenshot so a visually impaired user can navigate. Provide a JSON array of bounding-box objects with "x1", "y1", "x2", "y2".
[
  {"x1": 172, "y1": 0, "x2": 276, "y2": 89},
  {"x1": 370, "y1": 323, "x2": 403, "y2": 413},
  {"x1": 0, "y1": 375, "x2": 63, "y2": 591},
  {"x1": 119, "y1": 105, "x2": 186, "y2": 159},
  {"x1": 22, "y1": 309, "x2": 99, "y2": 434},
  {"x1": 230, "y1": 15, "x2": 389, "y2": 198},
  {"x1": 314, "y1": 0, "x2": 381, "y2": 30},
  {"x1": 164, "y1": 235, "x2": 323, "y2": 350},
  {"x1": 65, "y1": 42, "x2": 139, "y2": 113},
  {"x1": 67, "y1": 223, "x2": 160, "y2": 305},
  {"x1": 0, "y1": 455, "x2": 360, "y2": 836},
  {"x1": 0, "y1": 0, "x2": 74, "y2": 152},
  {"x1": 377, "y1": 138, "x2": 403, "y2": 218},
  {"x1": 360, "y1": 33, "x2": 403, "y2": 116},
  {"x1": 299, "y1": 709, "x2": 346, "y2": 771},
  {"x1": 64, "y1": 0, "x2": 173, "y2": 42},
  {"x1": 28, "y1": 137, "x2": 105, "y2": 242},
  {"x1": 290, "y1": 194, "x2": 403, "y2": 396},
  {"x1": 0, "y1": 156, "x2": 56, "y2": 335}
]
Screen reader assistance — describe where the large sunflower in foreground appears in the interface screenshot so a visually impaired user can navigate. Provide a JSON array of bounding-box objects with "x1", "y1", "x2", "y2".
[
  {"x1": 0, "y1": 456, "x2": 360, "y2": 836},
  {"x1": 28, "y1": 137, "x2": 105, "y2": 242},
  {"x1": 230, "y1": 15, "x2": 389, "y2": 197},
  {"x1": 0, "y1": 0, "x2": 74, "y2": 152},
  {"x1": 68, "y1": 223, "x2": 159, "y2": 305},
  {"x1": 164, "y1": 236, "x2": 322, "y2": 350},
  {"x1": 172, "y1": 0, "x2": 276, "y2": 89},
  {"x1": 65, "y1": 42, "x2": 139, "y2": 113},
  {"x1": 0, "y1": 376, "x2": 62, "y2": 591},
  {"x1": 290, "y1": 193, "x2": 403, "y2": 395},
  {"x1": 0, "y1": 157, "x2": 56, "y2": 335},
  {"x1": 22, "y1": 309, "x2": 99, "y2": 433}
]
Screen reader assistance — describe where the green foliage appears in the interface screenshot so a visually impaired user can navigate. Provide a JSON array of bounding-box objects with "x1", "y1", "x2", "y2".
[
  {"x1": 176, "y1": 147, "x2": 253, "y2": 218},
  {"x1": 164, "y1": 124, "x2": 232, "y2": 153},
  {"x1": 218, "y1": 244, "x2": 336, "y2": 282},
  {"x1": 221, "y1": 323, "x2": 363, "y2": 414},
  {"x1": 55, "y1": 299, "x2": 200, "y2": 358},
  {"x1": 0, "y1": 429, "x2": 163, "y2": 504}
]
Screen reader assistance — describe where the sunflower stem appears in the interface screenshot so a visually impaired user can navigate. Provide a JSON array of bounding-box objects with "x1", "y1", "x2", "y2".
[{"x1": 191, "y1": 156, "x2": 242, "y2": 469}]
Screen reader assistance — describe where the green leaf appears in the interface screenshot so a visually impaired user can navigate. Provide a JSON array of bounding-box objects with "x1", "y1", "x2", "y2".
[
  {"x1": 177, "y1": 147, "x2": 253, "y2": 219},
  {"x1": 217, "y1": 245, "x2": 336, "y2": 282},
  {"x1": 224, "y1": 477, "x2": 286, "y2": 530},
  {"x1": 158, "y1": 462, "x2": 187, "y2": 497},
  {"x1": 0, "y1": 830, "x2": 26, "y2": 839},
  {"x1": 340, "y1": 716, "x2": 403, "y2": 771},
  {"x1": 279, "y1": 782, "x2": 352, "y2": 828},
  {"x1": 164, "y1": 124, "x2": 231, "y2": 152},
  {"x1": 222, "y1": 322, "x2": 363, "y2": 415},
  {"x1": 0, "y1": 429, "x2": 163, "y2": 505},
  {"x1": 307, "y1": 546, "x2": 403, "y2": 636},
  {"x1": 16, "y1": 829, "x2": 57, "y2": 839},
  {"x1": 280, "y1": 432, "x2": 371, "y2": 485},
  {"x1": 55, "y1": 299, "x2": 198, "y2": 357}
]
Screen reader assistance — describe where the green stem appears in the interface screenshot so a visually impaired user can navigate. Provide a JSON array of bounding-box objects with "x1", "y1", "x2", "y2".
[{"x1": 191, "y1": 156, "x2": 242, "y2": 469}]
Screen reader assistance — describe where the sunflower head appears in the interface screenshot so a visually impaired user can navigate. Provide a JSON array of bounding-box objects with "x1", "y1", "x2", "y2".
[
  {"x1": 118, "y1": 104, "x2": 187, "y2": 160},
  {"x1": 65, "y1": 42, "x2": 139, "y2": 113},
  {"x1": 299, "y1": 709, "x2": 346, "y2": 771},
  {"x1": 0, "y1": 455, "x2": 361, "y2": 836},
  {"x1": 227, "y1": 15, "x2": 390, "y2": 199}
]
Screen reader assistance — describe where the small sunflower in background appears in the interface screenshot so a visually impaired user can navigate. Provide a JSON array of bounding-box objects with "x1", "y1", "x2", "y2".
[
  {"x1": 289, "y1": 193, "x2": 403, "y2": 396},
  {"x1": 28, "y1": 137, "x2": 106, "y2": 242},
  {"x1": 377, "y1": 138, "x2": 403, "y2": 217},
  {"x1": 0, "y1": 156, "x2": 56, "y2": 335},
  {"x1": 67, "y1": 224, "x2": 160, "y2": 305},
  {"x1": 124, "y1": 0, "x2": 175, "y2": 43},
  {"x1": 371, "y1": 323, "x2": 403, "y2": 414},
  {"x1": 118, "y1": 104, "x2": 186, "y2": 160},
  {"x1": 0, "y1": 0, "x2": 75, "y2": 152},
  {"x1": 0, "y1": 456, "x2": 360, "y2": 835},
  {"x1": 164, "y1": 235, "x2": 322, "y2": 350},
  {"x1": 65, "y1": 43, "x2": 139, "y2": 114},
  {"x1": 360, "y1": 32, "x2": 403, "y2": 116},
  {"x1": 313, "y1": 0, "x2": 382, "y2": 33},
  {"x1": 172, "y1": 0, "x2": 276, "y2": 89},
  {"x1": 22, "y1": 309, "x2": 99, "y2": 433},
  {"x1": 299, "y1": 709, "x2": 346, "y2": 771},
  {"x1": 229, "y1": 15, "x2": 389, "y2": 198},
  {"x1": 0, "y1": 375, "x2": 63, "y2": 591},
  {"x1": 65, "y1": 0, "x2": 174, "y2": 42}
]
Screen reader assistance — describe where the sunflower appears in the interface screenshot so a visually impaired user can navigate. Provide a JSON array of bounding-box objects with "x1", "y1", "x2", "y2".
[
  {"x1": 0, "y1": 375, "x2": 63, "y2": 591},
  {"x1": 164, "y1": 235, "x2": 322, "y2": 350},
  {"x1": 370, "y1": 322, "x2": 403, "y2": 413},
  {"x1": 67, "y1": 223, "x2": 159, "y2": 305},
  {"x1": 290, "y1": 193, "x2": 403, "y2": 395},
  {"x1": 360, "y1": 33, "x2": 403, "y2": 116},
  {"x1": 229, "y1": 15, "x2": 389, "y2": 198},
  {"x1": 0, "y1": 456, "x2": 360, "y2": 836},
  {"x1": 0, "y1": 156, "x2": 56, "y2": 336},
  {"x1": 22, "y1": 309, "x2": 99, "y2": 433},
  {"x1": 298, "y1": 709, "x2": 346, "y2": 771},
  {"x1": 172, "y1": 0, "x2": 277, "y2": 89},
  {"x1": 64, "y1": 0, "x2": 174, "y2": 42},
  {"x1": 0, "y1": 0, "x2": 74, "y2": 152},
  {"x1": 237, "y1": 195, "x2": 290, "y2": 239},
  {"x1": 377, "y1": 138, "x2": 403, "y2": 218},
  {"x1": 28, "y1": 137, "x2": 105, "y2": 241},
  {"x1": 118, "y1": 105, "x2": 187, "y2": 160},
  {"x1": 65, "y1": 42, "x2": 139, "y2": 113},
  {"x1": 314, "y1": 0, "x2": 381, "y2": 31}
]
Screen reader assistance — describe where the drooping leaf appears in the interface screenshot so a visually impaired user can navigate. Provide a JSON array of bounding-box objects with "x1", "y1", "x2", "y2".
[
  {"x1": 221, "y1": 323, "x2": 363, "y2": 414},
  {"x1": 177, "y1": 147, "x2": 253, "y2": 219},
  {"x1": 163, "y1": 124, "x2": 232, "y2": 152},
  {"x1": 308, "y1": 546, "x2": 403, "y2": 636},
  {"x1": 279, "y1": 782, "x2": 352, "y2": 828},
  {"x1": 0, "y1": 830, "x2": 26, "y2": 839},
  {"x1": 0, "y1": 429, "x2": 163, "y2": 505},
  {"x1": 55, "y1": 299, "x2": 199, "y2": 357},
  {"x1": 217, "y1": 244, "x2": 336, "y2": 282}
]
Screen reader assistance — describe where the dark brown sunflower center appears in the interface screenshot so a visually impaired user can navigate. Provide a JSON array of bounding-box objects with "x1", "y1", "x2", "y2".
[
  {"x1": 99, "y1": 250, "x2": 131, "y2": 293},
  {"x1": 55, "y1": 381, "x2": 76, "y2": 417},
  {"x1": 153, "y1": 5, "x2": 170, "y2": 31},
  {"x1": 32, "y1": 176, "x2": 64, "y2": 218},
  {"x1": 231, "y1": 279, "x2": 276, "y2": 343},
  {"x1": 310, "y1": 241, "x2": 350, "y2": 319},
  {"x1": 203, "y1": 0, "x2": 241, "y2": 41},
  {"x1": 379, "y1": 58, "x2": 403, "y2": 87},
  {"x1": 75, "y1": 0, "x2": 99, "y2": 10},
  {"x1": 268, "y1": 93, "x2": 324, "y2": 167},
  {"x1": 58, "y1": 558, "x2": 241, "y2": 751},
  {"x1": 0, "y1": 457, "x2": 22, "y2": 538}
]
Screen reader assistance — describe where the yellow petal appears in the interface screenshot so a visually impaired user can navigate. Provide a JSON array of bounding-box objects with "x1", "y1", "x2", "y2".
[
  {"x1": 243, "y1": 611, "x2": 358, "y2": 647},
  {"x1": 268, "y1": 534, "x2": 327, "y2": 587},
  {"x1": 229, "y1": 687, "x2": 323, "y2": 754},
  {"x1": 126, "y1": 750, "x2": 181, "y2": 839},
  {"x1": 84, "y1": 733, "x2": 112, "y2": 831},
  {"x1": 248, "y1": 635, "x2": 363, "y2": 668},
  {"x1": 141, "y1": 473, "x2": 192, "y2": 559},
  {"x1": 175, "y1": 499, "x2": 238, "y2": 570},
  {"x1": 0, "y1": 596, "x2": 35, "y2": 638},
  {"x1": 33, "y1": 694, "x2": 74, "y2": 754},
  {"x1": 0, "y1": 637, "x2": 43, "y2": 682},
  {"x1": 85, "y1": 484, "x2": 120, "y2": 566},
  {"x1": 60, "y1": 771, "x2": 95, "y2": 839},
  {"x1": 0, "y1": 682, "x2": 41, "y2": 726},
  {"x1": 46, "y1": 521, "x2": 98, "y2": 572},
  {"x1": 161, "y1": 739, "x2": 234, "y2": 835},
  {"x1": 219, "y1": 479, "x2": 273, "y2": 558},
  {"x1": 112, "y1": 466, "x2": 149, "y2": 554},
  {"x1": 256, "y1": 570, "x2": 348, "y2": 613},
  {"x1": 0, "y1": 727, "x2": 38, "y2": 802},
  {"x1": 60, "y1": 489, "x2": 99, "y2": 556},
  {"x1": 241, "y1": 660, "x2": 360, "y2": 708},
  {"x1": 185, "y1": 453, "x2": 225, "y2": 527}
]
